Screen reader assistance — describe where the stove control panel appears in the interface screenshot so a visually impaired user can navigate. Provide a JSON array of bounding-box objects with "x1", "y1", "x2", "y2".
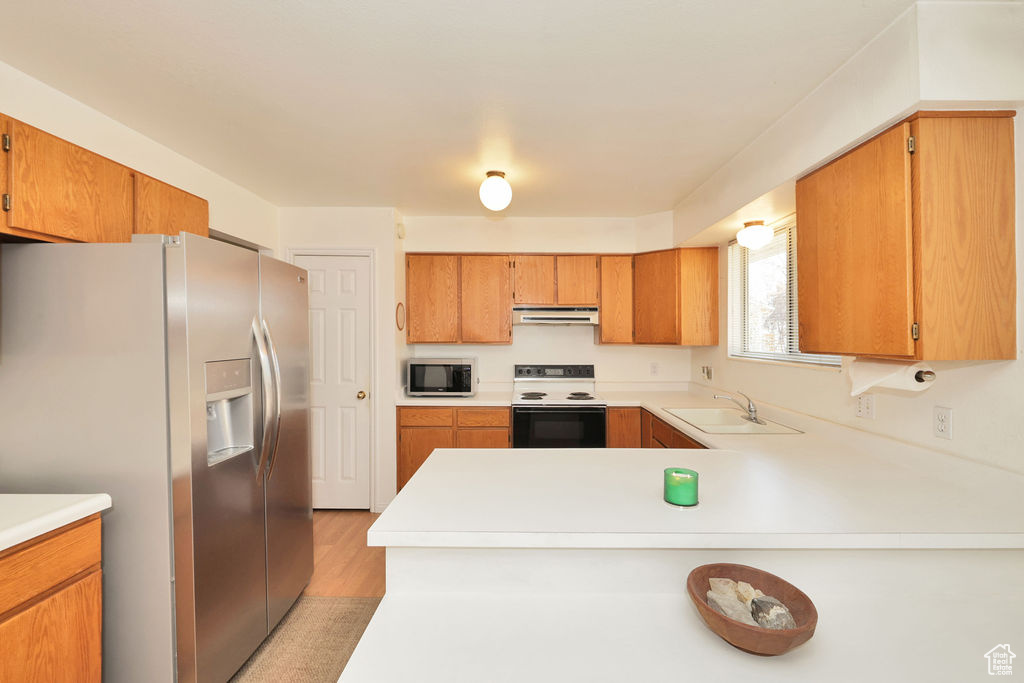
[{"x1": 514, "y1": 364, "x2": 595, "y2": 378}]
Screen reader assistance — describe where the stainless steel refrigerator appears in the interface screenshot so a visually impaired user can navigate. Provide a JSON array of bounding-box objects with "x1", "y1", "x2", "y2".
[{"x1": 0, "y1": 233, "x2": 313, "y2": 683}]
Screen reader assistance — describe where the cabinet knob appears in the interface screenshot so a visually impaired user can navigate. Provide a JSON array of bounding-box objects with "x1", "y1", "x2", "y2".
[{"x1": 357, "y1": 390, "x2": 367, "y2": 400}]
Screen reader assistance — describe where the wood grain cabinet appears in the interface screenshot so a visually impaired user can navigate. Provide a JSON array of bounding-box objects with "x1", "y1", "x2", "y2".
[
  {"x1": 555, "y1": 254, "x2": 599, "y2": 305},
  {"x1": 606, "y1": 407, "x2": 642, "y2": 447},
  {"x1": 1, "y1": 111, "x2": 212, "y2": 244},
  {"x1": 797, "y1": 111, "x2": 1016, "y2": 360},
  {"x1": 0, "y1": 515, "x2": 103, "y2": 682},
  {"x1": 3, "y1": 118, "x2": 133, "y2": 243},
  {"x1": 599, "y1": 255, "x2": 634, "y2": 343},
  {"x1": 460, "y1": 255, "x2": 513, "y2": 343},
  {"x1": 397, "y1": 407, "x2": 511, "y2": 490},
  {"x1": 134, "y1": 174, "x2": 209, "y2": 238},
  {"x1": 512, "y1": 255, "x2": 556, "y2": 305},
  {"x1": 634, "y1": 248, "x2": 718, "y2": 346},
  {"x1": 406, "y1": 254, "x2": 461, "y2": 343},
  {"x1": 639, "y1": 408, "x2": 705, "y2": 449}
]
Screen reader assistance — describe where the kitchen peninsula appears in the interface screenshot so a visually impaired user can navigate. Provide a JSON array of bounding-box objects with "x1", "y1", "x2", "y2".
[{"x1": 343, "y1": 394, "x2": 1024, "y2": 682}]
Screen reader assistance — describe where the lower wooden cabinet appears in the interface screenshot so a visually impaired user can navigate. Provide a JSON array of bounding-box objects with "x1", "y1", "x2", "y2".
[
  {"x1": 639, "y1": 408, "x2": 705, "y2": 449},
  {"x1": 397, "y1": 406, "x2": 511, "y2": 490},
  {"x1": 606, "y1": 407, "x2": 642, "y2": 447},
  {"x1": 0, "y1": 515, "x2": 103, "y2": 683}
]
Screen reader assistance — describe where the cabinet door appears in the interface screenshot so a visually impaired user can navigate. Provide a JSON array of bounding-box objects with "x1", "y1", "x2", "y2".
[
  {"x1": 606, "y1": 407, "x2": 642, "y2": 447},
  {"x1": 6, "y1": 119, "x2": 132, "y2": 243},
  {"x1": 134, "y1": 174, "x2": 209, "y2": 237},
  {"x1": 679, "y1": 247, "x2": 719, "y2": 346},
  {"x1": 634, "y1": 250, "x2": 680, "y2": 344},
  {"x1": 671, "y1": 429, "x2": 706, "y2": 449},
  {"x1": 796, "y1": 123, "x2": 914, "y2": 357},
  {"x1": 513, "y1": 255, "x2": 556, "y2": 305},
  {"x1": 398, "y1": 427, "x2": 454, "y2": 490},
  {"x1": 456, "y1": 428, "x2": 510, "y2": 448},
  {"x1": 599, "y1": 255, "x2": 634, "y2": 343},
  {"x1": 0, "y1": 570, "x2": 102, "y2": 683},
  {"x1": 556, "y1": 255, "x2": 599, "y2": 305},
  {"x1": 640, "y1": 409, "x2": 654, "y2": 448},
  {"x1": 461, "y1": 254, "x2": 512, "y2": 343},
  {"x1": 406, "y1": 254, "x2": 460, "y2": 343},
  {"x1": 914, "y1": 116, "x2": 1016, "y2": 360}
]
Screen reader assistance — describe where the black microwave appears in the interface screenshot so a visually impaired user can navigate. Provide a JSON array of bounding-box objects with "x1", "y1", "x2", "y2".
[{"x1": 406, "y1": 358, "x2": 477, "y2": 397}]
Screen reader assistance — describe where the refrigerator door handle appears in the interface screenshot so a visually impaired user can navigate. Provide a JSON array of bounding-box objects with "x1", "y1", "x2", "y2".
[
  {"x1": 263, "y1": 318, "x2": 284, "y2": 478},
  {"x1": 252, "y1": 316, "x2": 276, "y2": 481}
]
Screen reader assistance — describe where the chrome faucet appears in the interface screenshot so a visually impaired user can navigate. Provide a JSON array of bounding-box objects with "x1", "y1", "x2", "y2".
[{"x1": 713, "y1": 391, "x2": 765, "y2": 424}]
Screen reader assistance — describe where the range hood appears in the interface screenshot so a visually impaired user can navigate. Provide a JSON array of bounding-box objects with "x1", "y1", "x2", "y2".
[{"x1": 513, "y1": 306, "x2": 599, "y2": 326}]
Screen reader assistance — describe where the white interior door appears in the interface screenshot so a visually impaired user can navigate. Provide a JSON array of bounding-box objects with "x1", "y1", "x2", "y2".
[{"x1": 295, "y1": 253, "x2": 372, "y2": 509}]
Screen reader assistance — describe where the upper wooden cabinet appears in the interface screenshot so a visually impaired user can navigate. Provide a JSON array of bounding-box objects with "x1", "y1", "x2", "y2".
[
  {"x1": 406, "y1": 254, "x2": 460, "y2": 343},
  {"x1": 134, "y1": 174, "x2": 209, "y2": 238},
  {"x1": 797, "y1": 112, "x2": 1016, "y2": 360},
  {"x1": 460, "y1": 254, "x2": 512, "y2": 343},
  {"x1": 634, "y1": 247, "x2": 718, "y2": 345},
  {"x1": 4, "y1": 119, "x2": 133, "y2": 243},
  {"x1": 599, "y1": 255, "x2": 634, "y2": 343},
  {"x1": 406, "y1": 253, "x2": 512, "y2": 344},
  {"x1": 1, "y1": 112, "x2": 213, "y2": 244},
  {"x1": 555, "y1": 254, "x2": 599, "y2": 305},
  {"x1": 512, "y1": 255, "x2": 556, "y2": 305}
]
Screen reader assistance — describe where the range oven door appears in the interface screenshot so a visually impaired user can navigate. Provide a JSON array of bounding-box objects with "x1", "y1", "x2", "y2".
[{"x1": 512, "y1": 406, "x2": 607, "y2": 448}]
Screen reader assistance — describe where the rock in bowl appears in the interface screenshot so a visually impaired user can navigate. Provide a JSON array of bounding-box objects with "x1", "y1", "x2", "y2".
[{"x1": 686, "y1": 563, "x2": 818, "y2": 656}]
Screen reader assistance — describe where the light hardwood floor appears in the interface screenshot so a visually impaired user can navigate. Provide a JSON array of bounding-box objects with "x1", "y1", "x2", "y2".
[{"x1": 306, "y1": 510, "x2": 385, "y2": 598}]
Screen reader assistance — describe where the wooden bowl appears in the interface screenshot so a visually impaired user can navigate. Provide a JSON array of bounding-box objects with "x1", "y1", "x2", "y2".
[{"x1": 686, "y1": 563, "x2": 818, "y2": 656}]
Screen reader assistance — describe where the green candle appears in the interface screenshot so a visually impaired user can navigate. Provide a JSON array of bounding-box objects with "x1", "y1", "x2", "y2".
[{"x1": 664, "y1": 467, "x2": 698, "y2": 507}]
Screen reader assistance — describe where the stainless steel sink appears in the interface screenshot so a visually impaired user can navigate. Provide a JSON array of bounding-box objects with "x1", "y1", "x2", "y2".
[{"x1": 665, "y1": 408, "x2": 802, "y2": 434}]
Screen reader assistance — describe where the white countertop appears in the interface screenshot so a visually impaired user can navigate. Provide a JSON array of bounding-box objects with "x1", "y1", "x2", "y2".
[
  {"x1": 372, "y1": 391, "x2": 1024, "y2": 549},
  {"x1": 396, "y1": 391, "x2": 513, "y2": 407},
  {"x1": 0, "y1": 494, "x2": 112, "y2": 553},
  {"x1": 342, "y1": 575, "x2": 1023, "y2": 683}
]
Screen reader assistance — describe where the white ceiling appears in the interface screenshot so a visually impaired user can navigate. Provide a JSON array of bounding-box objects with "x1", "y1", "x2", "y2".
[{"x1": 1, "y1": 0, "x2": 924, "y2": 216}]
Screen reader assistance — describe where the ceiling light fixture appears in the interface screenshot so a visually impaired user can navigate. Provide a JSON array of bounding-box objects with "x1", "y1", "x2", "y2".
[
  {"x1": 736, "y1": 220, "x2": 773, "y2": 250},
  {"x1": 479, "y1": 171, "x2": 512, "y2": 211}
]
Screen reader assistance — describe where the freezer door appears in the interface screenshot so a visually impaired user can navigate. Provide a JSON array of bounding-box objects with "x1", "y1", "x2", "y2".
[
  {"x1": 260, "y1": 254, "x2": 314, "y2": 628},
  {"x1": 174, "y1": 234, "x2": 269, "y2": 683}
]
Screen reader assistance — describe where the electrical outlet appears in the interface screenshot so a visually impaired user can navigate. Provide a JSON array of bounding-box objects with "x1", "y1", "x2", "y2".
[
  {"x1": 933, "y1": 406, "x2": 953, "y2": 440},
  {"x1": 649, "y1": 362, "x2": 660, "y2": 376},
  {"x1": 700, "y1": 365, "x2": 713, "y2": 381},
  {"x1": 856, "y1": 393, "x2": 876, "y2": 419}
]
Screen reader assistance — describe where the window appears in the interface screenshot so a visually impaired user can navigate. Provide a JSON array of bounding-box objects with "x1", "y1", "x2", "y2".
[{"x1": 728, "y1": 218, "x2": 840, "y2": 366}]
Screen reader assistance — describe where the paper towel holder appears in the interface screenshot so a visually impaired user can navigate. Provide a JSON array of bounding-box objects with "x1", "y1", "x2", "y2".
[{"x1": 915, "y1": 370, "x2": 936, "y2": 383}]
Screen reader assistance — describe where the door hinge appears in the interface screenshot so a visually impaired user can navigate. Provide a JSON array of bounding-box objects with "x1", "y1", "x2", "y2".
[
  {"x1": 1, "y1": 134, "x2": 9, "y2": 152},
  {"x1": 907, "y1": 136, "x2": 916, "y2": 154},
  {"x1": 911, "y1": 322, "x2": 919, "y2": 340},
  {"x1": 2, "y1": 194, "x2": 10, "y2": 212}
]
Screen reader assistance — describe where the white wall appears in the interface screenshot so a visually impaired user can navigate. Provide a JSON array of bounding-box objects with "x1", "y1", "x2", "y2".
[
  {"x1": 672, "y1": 5, "x2": 921, "y2": 245},
  {"x1": 0, "y1": 60, "x2": 278, "y2": 247},
  {"x1": 403, "y1": 215, "x2": 693, "y2": 390},
  {"x1": 634, "y1": 211, "x2": 674, "y2": 252},
  {"x1": 685, "y1": 2, "x2": 1024, "y2": 473},
  {"x1": 403, "y1": 215, "x2": 637, "y2": 253},
  {"x1": 279, "y1": 207, "x2": 402, "y2": 511}
]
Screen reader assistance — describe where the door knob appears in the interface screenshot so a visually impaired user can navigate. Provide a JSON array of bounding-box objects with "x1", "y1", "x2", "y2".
[{"x1": 357, "y1": 390, "x2": 367, "y2": 400}]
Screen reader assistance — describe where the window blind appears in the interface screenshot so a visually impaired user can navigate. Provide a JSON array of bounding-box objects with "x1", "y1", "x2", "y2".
[{"x1": 728, "y1": 218, "x2": 841, "y2": 367}]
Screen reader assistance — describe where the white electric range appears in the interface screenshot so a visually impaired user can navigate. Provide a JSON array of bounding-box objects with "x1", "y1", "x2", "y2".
[{"x1": 511, "y1": 364, "x2": 607, "y2": 447}]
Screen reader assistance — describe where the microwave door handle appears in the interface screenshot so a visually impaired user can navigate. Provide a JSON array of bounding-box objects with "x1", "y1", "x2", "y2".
[
  {"x1": 252, "y1": 317, "x2": 275, "y2": 482},
  {"x1": 262, "y1": 319, "x2": 284, "y2": 479}
]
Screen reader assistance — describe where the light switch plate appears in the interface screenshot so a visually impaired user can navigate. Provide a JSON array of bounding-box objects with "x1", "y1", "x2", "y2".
[{"x1": 933, "y1": 406, "x2": 953, "y2": 440}]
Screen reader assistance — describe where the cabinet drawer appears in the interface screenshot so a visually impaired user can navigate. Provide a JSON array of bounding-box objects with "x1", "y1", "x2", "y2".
[
  {"x1": 671, "y1": 430, "x2": 706, "y2": 449},
  {"x1": 399, "y1": 407, "x2": 454, "y2": 427},
  {"x1": 0, "y1": 516, "x2": 101, "y2": 616},
  {"x1": 651, "y1": 417, "x2": 676, "y2": 448},
  {"x1": 456, "y1": 408, "x2": 510, "y2": 428}
]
